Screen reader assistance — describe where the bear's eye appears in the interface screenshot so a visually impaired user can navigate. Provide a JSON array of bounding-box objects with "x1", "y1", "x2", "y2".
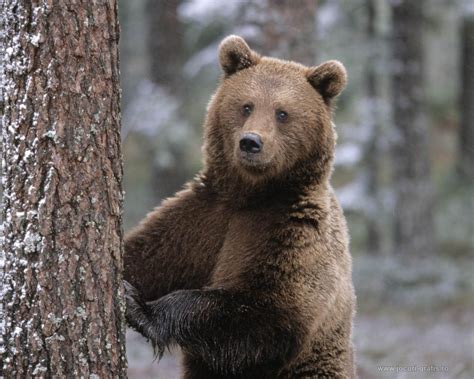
[
  {"x1": 242, "y1": 104, "x2": 253, "y2": 117},
  {"x1": 276, "y1": 110, "x2": 288, "y2": 122}
]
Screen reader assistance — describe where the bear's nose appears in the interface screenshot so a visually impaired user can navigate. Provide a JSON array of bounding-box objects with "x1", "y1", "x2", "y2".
[{"x1": 239, "y1": 133, "x2": 263, "y2": 153}]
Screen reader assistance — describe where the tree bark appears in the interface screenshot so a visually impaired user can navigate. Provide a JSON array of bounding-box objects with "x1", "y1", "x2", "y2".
[
  {"x1": 459, "y1": 14, "x2": 474, "y2": 183},
  {"x1": 1, "y1": 1, "x2": 127, "y2": 377},
  {"x1": 390, "y1": 0, "x2": 435, "y2": 257}
]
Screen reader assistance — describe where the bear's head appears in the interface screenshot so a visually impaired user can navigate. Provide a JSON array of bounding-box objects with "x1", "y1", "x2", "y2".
[{"x1": 203, "y1": 35, "x2": 347, "y2": 192}]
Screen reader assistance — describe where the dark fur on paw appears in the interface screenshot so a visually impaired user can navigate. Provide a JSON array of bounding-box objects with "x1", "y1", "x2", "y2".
[
  {"x1": 123, "y1": 280, "x2": 166, "y2": 358},
  {"x1": 123, "y1": 280, "x2": 145, "y2": 306},
  {"x1": 123, "y1": 280, "x2": 150, "y2": 332}
]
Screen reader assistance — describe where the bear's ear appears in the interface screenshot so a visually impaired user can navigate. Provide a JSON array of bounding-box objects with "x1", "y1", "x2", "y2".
[
  {"x1": 218, "y1": 35, "x2": 260, "y2": 76},
  {"x1": 306, "y1": 60, "x2": 347, "y2": 104}
]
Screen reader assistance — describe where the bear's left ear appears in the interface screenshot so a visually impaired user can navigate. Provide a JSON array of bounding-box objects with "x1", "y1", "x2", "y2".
[
  {"x1": 307, "y1": 60, "x2": 347, "y2": 104},
  {"x1": 219, "y1": 35, "x2": 260, "y2": 76}
]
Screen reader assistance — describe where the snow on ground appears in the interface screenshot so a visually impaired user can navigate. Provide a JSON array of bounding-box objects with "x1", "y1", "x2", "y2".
[
  {"x1": 126, "y1": 330, "x2": 182, "y2": 379},
  {"x1": 355, "y1": 304, "x2": 474, "y2": 379}
]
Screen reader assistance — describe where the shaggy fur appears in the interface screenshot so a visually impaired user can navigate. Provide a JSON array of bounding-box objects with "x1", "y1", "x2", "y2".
[{"x1": 124, "y1": 35, "x2": 356, "y2": 379}]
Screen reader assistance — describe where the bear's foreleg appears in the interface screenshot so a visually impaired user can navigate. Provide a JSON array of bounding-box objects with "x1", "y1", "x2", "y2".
[{"x1": 124, "y1": 281, "x2": 306, "y2": 374}]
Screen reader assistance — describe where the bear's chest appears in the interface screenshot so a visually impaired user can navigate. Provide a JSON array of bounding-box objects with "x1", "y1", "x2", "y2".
[
  {"x1": 208, "y1": 207, "x2": 320, "y2": 289},
  {"x1": 209, "y1": 209, "x2": 281, "y2": 288}
]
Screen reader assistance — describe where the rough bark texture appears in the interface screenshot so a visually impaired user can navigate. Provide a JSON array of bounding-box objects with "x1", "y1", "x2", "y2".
[
  {"x1": 1, "y1": 1, "x2": 127, "y2": 377},
  {"x1": 459, "y1": 14, "x2": 474, "y2": 183},
  {"x1": 390, "y1": 0, "x2": 435, "y2": 257}
]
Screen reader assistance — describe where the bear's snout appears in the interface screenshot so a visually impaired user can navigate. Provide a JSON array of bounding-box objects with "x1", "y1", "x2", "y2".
[{"x1": 239, "y1": 133, "x2": 263, "y2": 154}]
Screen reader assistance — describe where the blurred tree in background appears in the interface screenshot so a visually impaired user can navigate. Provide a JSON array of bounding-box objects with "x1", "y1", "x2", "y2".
[
  {"x1": 237, "y1": 0, "x2": 319, "y2": 65},
  {"x1": 145, "y1": 0, "x2": 192, "y2": 202},
  {"x1": 362, "y1": 0, "x2": 384, "y2": 255},
  {"x1": 459, "y1": 12, "x2": 474, "y2": 184},
  {"x1": 390, "y1": 0, "x2": 435, "y2": 258},
  {"x1": 116, "y1": 0, "x2": 473, "y2": 377},
  {"x1": 147, "y1": 0, "x2": 184, "y2": 90}
]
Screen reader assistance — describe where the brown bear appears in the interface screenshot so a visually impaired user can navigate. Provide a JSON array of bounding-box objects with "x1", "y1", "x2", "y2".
[{"x1": 124, "y1": 35, "x2": 356, "y2": 379}]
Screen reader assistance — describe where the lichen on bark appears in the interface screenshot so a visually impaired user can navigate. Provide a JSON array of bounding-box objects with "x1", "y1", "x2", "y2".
[{"x1": 1, "y1": 1, "x2": 127, "y2": 376}]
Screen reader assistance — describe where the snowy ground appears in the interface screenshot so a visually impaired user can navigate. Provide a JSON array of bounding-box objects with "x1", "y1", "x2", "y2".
[
  {"x1": 126, "y1": 256, "x2": 474, "y2": 379},
  {"x1": 126, "y1": 331, "x2": 182, "y2": 379},
  {"x1": 355, "y1": 304, "x2": 474, "y2": 379}
]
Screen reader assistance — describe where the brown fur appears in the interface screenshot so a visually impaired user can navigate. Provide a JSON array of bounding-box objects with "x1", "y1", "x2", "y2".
[{"x1": 124, "y1": 35, "x2": 356, "y2": 378}]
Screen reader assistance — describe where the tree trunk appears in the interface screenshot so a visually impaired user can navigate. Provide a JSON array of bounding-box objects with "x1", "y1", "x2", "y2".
[
  {"x1": 259, "y1": 0, "x2": 318, "y2": 65},
  {"x1": 146, "y1": 0, "x2": 183, "y2": 90},
  {"x1": 145, "y1": 0, "x2": 191, "y2": 202},
  {"x1": 390, "y1": 0, "x2": 435, "y2": 257},
  {"x1": 459, "y1": 14, "x2": 474, "y2": 183},
  {"x1": 1, "y1": 1, "x2": 127, "y2": 377},
  {"x1": 364, "y1": 0, "x2": 383, "y2": 254}
]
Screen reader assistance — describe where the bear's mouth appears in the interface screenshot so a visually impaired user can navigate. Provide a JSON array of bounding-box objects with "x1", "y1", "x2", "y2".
[{"x1": 238, "y1": 152, "x2": 271, "y2": 172}]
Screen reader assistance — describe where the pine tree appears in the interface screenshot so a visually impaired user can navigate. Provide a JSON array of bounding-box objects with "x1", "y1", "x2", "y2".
[
  {"x1": 390, "y1": 0, "x2": 435, "y2": 257},
  {"x1": 1, "y1": 1, "x2": 127, "y2": 376}
]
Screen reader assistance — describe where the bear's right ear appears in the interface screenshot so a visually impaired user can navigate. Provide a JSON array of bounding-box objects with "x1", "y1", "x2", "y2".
[{"x1": 218, "y1": 35, "x2": 260, "y2": 76}]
